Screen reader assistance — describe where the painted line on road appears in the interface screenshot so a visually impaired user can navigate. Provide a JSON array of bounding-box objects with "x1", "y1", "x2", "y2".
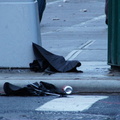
[
  {"x1": 47, "y1": 0, "x2": 63, "y2": 5},
  {"x1": 65, "y1": 50, "x2": 82, "y2": 60},
  {"x1": 73, "y1": 15, "x2": 105, "y2": 27},
  {"x1": 35, "y1": 95, "x2": 108, "y2": 111},
  {"x1": 65, "y1": 40, "x2": 95, "y2": 60},
  {"x1": 62, "y1": 15, "x2": 105, "y2": 32},
  {"x1": 79, "y1": 40, "x2": 95, "y2": 49},
  {"x1": 41, "y1": 15, "x2": 105, "y2": 35}
]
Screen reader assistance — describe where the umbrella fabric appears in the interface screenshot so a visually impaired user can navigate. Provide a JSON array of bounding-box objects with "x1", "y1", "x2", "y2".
[
  {"x1": 3, "y1": 82, "x2": 66, "y2": 96},
  {"x1": 30, "y1": 43, "x2": 82, "y2": 73}
]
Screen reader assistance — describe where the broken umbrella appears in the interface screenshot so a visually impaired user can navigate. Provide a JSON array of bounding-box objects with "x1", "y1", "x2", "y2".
[{"x1": 30, "y1": 43, "x2": 82, "y2": 73}]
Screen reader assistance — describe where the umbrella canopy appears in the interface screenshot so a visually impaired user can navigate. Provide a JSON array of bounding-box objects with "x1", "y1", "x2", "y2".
[{"x1": 31, "y1": 43, "x2": 81, "y2": 72}]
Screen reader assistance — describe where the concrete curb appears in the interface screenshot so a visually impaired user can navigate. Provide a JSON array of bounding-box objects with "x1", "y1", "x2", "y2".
[{"x1": 1, "y1": 79, "x2": 120, "y2": 94}]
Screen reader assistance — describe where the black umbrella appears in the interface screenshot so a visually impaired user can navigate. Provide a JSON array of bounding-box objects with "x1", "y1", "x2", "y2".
[
  {"x1": 30, "y1": 43, "x2": 82, "y2": 73},
  {"x1": 3, "y1": 82, "x2": 67, "y2": 96}
]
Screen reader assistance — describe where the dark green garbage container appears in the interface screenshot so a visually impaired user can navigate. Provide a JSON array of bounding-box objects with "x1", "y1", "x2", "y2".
[{"x1": 108, "y1": 0, "x2": 120, "y2": 68}]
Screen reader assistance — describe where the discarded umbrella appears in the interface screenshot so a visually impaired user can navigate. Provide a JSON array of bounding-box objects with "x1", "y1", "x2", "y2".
[{"x1": 30, "y1": 43, "x2": 82, "y2": 74}]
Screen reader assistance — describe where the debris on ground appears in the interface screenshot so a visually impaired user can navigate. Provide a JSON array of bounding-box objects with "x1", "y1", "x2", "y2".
[
  {"x1": 3, "y1": 81, "x2": 72, "y2": 97},
  {"x1": 29, "y1": 43, "x2": 82, "y2": 74}
]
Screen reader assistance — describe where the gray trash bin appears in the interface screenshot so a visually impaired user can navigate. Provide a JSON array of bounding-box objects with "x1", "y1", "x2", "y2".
[{"x1": 0, "y1": 0, "x2": 41, "y2": 68}]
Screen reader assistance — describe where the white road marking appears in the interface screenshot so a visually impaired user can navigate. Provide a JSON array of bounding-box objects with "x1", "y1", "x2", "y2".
[
  {"x1": 65, "y1": 50, "x2": 82, "y2": 60},
  {"x1": 41, "y1": 15, "x2": 105, "y2": 35},
  {"x1": 35, "y1": 95, "x2": 108, "y2": 111},
  {"x1": 73, "y1": 15, "x2": 105, "y2": 27},
  {"x1": 65, "y1": 40, "x2": 95, "y2": 60},
  {"x1": 47, "y1": 0, "x2": 63, "y2": 5}
]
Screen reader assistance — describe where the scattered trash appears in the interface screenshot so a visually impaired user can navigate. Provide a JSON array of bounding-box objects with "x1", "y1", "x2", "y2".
[
  {"x1": 83, "y1": 9, "x2": 87, "y2": 12},
  {"x1": 62, "y1": 86, "x2": 73, "y2": 95},
  {"x1": 58, "y1": 4, "x2": 63, "y2": 7},
  {"x1": 63, "y1": 0, "x2": 69, "y2": 3},
  {"x1": 29, "y1": 43, "x2": 82, "y2": 74},
  {"x1": 52, "y1": 18, "x2": 60, "y2": 20},
  {"x1": 3, "y1": 81, "x2": 72, "y2": 97},
  {"x1": 80, "y1": 9, "x2": 87, "y2": 12}
]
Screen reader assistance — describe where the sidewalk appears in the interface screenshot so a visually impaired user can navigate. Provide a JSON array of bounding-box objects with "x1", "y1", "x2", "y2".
[{"x1": 0, "y1": 0, "x2": 120, "y2": 95}]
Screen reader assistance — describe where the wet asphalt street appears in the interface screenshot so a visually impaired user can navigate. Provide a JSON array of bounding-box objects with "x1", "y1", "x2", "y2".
[{"x1": 1, "y1": 95, "x2": 120, "y2": 120}]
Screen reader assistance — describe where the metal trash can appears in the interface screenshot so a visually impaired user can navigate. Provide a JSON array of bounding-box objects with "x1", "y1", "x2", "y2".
[
  {"x1": 0, "y1": 0, "x2": 41, "y2": 68},
  {"x1": 108, "y1": 0, "x2": 120, "y2": 68}
]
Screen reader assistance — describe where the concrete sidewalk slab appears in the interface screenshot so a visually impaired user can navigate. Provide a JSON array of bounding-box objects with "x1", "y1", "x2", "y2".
[{"x1": 0, "y1": 61, "x2": 120, "y2": 94}]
